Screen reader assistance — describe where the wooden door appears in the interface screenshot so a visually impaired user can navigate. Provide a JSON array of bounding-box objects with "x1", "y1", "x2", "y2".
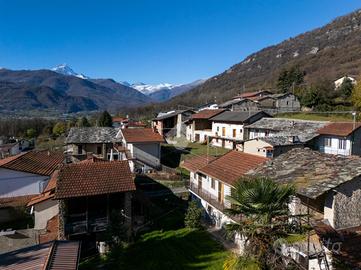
[
  {"x1": 222, "y1": 127, "x2": 226, "y2": 137},
  {"x1": 218, "y1": 182, "x2": 224, "y2": 204}
]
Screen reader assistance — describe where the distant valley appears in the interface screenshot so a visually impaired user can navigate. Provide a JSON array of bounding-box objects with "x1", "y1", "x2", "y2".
[{"x1": 0, "y1": 64, "x2": 204, "y2": 114}]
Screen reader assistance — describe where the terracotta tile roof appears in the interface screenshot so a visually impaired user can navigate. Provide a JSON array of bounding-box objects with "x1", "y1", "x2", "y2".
[
  {"x1": 0, "y1": 194, "x2": 36, "y2": 209},
  {"x1": 55, "y1": 161, "x2": 136, "y2": 199},
  {"x1": 112, "y1": 117, "x2": 128, "y2": 122},
  {"x1": 120, "y1": 128, "x2": 164, "y2": 143},
  {"x1": 28, "y1": 170, "x2": 59, "y2": 206},
  {"x1": 0, "y1": 150, "x2": 64, "y2": 176},
  {"x1": 0, "y1": 152, "x2": 26, "y2": 166},
  {"x1": 317, "y1": 122, "x2": 361, "y2": 137},
  {"x1": 0, "y1": 241, "x2": 80, "y2": 270},
  {"x1": 191, "y1": 109, "x2": 225, "y2": 120},
  {"x1": 199, "y1": 151, "x2": 268, "y2": 186},
  {"x1": 27, "y1": 191, "x2": 55, "y2": 206},
  {"x1": 181, "y1": 155, "x2": 217, "y2": 172}
]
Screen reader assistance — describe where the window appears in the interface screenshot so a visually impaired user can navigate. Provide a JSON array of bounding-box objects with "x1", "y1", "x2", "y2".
[
  {"x1": 265, "y1": 130, "x2": 269, "y2": 137},
  {"x1": 211, "y1": 178, "x2": 215, "y2": 189},
  {"x1": 233, "y1": 129, "x2": 236, "y2": 138},
  {"x1": 97, "y1": 146, "x2": 102, "y2": 155},
  {"x1": 338, "y1": 139, "x2": 347, "y2": 150},
  {"x1": 324, "y1": 138, "x2": 332, "y2": 147},
  {"x1": 77, "y1": 145, "x2": 83, "y2": 155},
  {"x1": 217, "y1": 126, "x2": 219, "y2": 132},
  {"x1": 222, "y1": 127, "x2": 226, "y2": 136}
]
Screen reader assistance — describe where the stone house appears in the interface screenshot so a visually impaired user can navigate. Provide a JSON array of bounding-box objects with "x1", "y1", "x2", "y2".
[
  {"x1": 315, "y1": 122, "x2": 361, "y2": 156},
  {"x1": 249, "y1": 148, "x2": 361, "y2": 269},
  {"x1": 152, "y1": 109, "x2": 194, "y2": 138},
  {"x1": 219, "y1": 98, "x2": 260, "y2": 111},
  {"x1": 0, "y1": 142, "x2": 20, "y2": 159},
  {"x1": 65, "y1": 127, "x2": 121, "y2": 162},
  {"x1": 55, "y1": 161, "x2": 136, "y2": 247}
]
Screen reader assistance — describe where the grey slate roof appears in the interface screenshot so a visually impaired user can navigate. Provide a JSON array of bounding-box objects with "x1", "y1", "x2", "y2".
[
  {"x1": 248, "y1": 148, "x2": 361, "y2": 199},
  {"x1": 210, "y1": 111, "x2": 265, "y2": 123},
  {"x1": 65, "y1": 127, "x2": 120, "y2": 144},
  {"x1": 153, "y1": 110, "x2": 193, "y2": 121},
  {"x1": 259, "y1": 135, "x2": 302, "y2": 146},
  {"x1": 245, "y1": 118, "x2": 328, "y2": 142},
  {"x1": 219, "y1": 98, "x2": 251, "y2": 108}
]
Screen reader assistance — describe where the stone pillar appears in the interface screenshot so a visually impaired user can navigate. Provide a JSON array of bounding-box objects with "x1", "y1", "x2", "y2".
[{"x1": 58, "y1": 200, "x2": 67, "y2": 240}]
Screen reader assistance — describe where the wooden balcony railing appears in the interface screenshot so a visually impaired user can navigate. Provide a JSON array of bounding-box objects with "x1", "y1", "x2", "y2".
[{"x1": 65, "y1": 214, "x2": 109, "y2": 235}]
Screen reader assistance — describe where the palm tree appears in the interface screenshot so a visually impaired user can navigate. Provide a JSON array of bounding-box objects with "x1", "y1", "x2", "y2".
[{"x1": 224, "y1": 176, "x2": 295, "y2": 269}]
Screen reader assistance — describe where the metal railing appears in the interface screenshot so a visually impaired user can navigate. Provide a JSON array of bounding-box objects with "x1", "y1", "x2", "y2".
[{"x1": 189, "y1": 182, "x2": 228, "y2": 212}]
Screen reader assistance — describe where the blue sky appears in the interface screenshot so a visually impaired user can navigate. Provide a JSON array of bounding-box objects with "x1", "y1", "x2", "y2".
[{"x1": 0, "y1": 0, "x2": 360, "y2": 84}]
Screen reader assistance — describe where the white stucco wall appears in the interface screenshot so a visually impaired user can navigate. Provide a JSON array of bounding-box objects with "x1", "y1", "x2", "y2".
[
  {"x1": 212, "y1": 122, "x2": 245, "y2": 140},
  {"x1": 317, "y1": 136, "x2": 352, "y2": 156},
  {"x1": 34, "y1": 199, "x2": 59, "y2": 230},
  {"x1": 0, "y1": 168, "x2": 49, "y2": 198}
]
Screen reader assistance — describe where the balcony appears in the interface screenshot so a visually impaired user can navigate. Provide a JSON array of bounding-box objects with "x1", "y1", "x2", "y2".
[
  {"x1": 189, "y1": 182, "x2": 228, "y2": 212},
  {"x1": 65, "y1": 213, "x2": 109, "y2": 235}
]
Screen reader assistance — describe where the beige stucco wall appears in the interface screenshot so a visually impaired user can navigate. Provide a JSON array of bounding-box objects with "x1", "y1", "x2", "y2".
[
  {"x1": 243, "y1": 139, "x2": 272, "y2": 157},
  {"x1": 34, "y1": 199, "x2": 59, "y2": 230}
]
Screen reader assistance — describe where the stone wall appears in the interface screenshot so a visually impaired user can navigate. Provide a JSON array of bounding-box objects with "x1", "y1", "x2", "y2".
[
  {"x1": 58, "y1": 200, "x2": 66, "y2": 240},
  {"x1": 332, "y1": 176, "x2": 361, "y2": 229}
]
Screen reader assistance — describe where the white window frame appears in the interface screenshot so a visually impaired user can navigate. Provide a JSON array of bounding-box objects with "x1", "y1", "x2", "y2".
[
  {"x1": 338, "y1": 139, "x2": 347, "y2": 150},
  {"x1": 324, "y1": 137, "x2": 332, "y2": 147}
]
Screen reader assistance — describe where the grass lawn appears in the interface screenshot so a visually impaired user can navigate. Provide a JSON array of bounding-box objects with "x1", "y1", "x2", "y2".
[
  {"x1": 276, "y1": 112, "x2": 356, "y2": 122},
  {"x1": 80, "y1": 228, "x2": 229, "y2": 270},
  {"x1": 161, "y1": 142, "x2": 229, "y2": 169}
]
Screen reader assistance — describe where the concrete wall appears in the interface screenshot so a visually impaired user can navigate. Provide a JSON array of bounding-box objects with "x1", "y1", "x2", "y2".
[
  {"x1": 0, "y1": 168, "x2": 49, "y2": 198},
  {"x1": 132, "y1": 143, "x2": 161, "y2": 168},
  {"x1": 244, "y1": 139, "x2": 272, "y2": 157},
  {"x1": 34, "y1": 199, "x2": 59, "y2": 230}
]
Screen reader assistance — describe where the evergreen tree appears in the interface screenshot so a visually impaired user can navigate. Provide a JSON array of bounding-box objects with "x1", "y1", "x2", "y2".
[
  {"x1": 77, "y1": 116, "x2": 91, "y2": 127},
  {"x1": 277, "y1": 66, "x2": 305, "y2": 93},
  {"x1": 98, "y1": 111, "x2": 113, "y2": 127},
  {"x1": 184, "y1": 201, "x2": 202, "y2": 229},
  {"x1": 339, "y1": 77, "x2": 354, "y2": 98},
  {"x1": 52, "y1": 122, "x2": 66, "y2": 137}
]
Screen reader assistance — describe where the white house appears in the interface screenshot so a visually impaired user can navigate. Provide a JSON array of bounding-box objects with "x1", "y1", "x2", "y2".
[
  {"x1": 209, "y1": 111, "x2": 270, "y2": 150},
  {"x1": 181, "y1": 151, "x2": 268, "y2": 248},
  {"x1": 334, "y1": 76, "x2": 356, "y2": 89},
  {"x1": 0, "y1": 151, "x2": 64, "y2": 198},
  {"x1": 186, "y1": 109, "x2": 225, "y2": 143},
  {"x1": 316, "y1": 122, "x2": 361, "y2": 156},
  {"x1": 116, "y1": 128, "x2": 164, "y2": 172}
]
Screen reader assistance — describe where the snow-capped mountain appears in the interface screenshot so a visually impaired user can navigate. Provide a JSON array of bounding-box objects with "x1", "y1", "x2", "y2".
[
  {"x1": 51, "y1": 64, "x2": 89, "y2": 79},
  {"x1": 130, "y1": 82, "x2": 180, "y2": 95}
]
